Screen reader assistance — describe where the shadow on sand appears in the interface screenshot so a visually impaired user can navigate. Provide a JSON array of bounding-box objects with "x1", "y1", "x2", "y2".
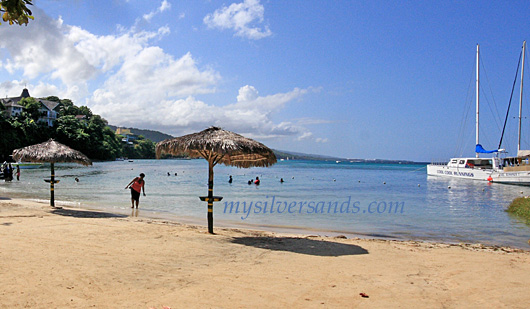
[
  {"x1": 230, "y1": 236, "x2": 369, "y2": 257},
  {"x1": 50, "y1": 208, "x2": 128, "y2": 219}
]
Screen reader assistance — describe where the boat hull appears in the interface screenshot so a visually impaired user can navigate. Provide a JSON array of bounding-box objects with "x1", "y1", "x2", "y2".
[
  {"x1": 427, "y1": 164, "x2": 492, "y2": 181},
  {"x1": 427, "y1": 164, "x2": 530, "y2": 186},
  {"x1": 12, "y1": 162, "x2": 43, "y2": 169}
]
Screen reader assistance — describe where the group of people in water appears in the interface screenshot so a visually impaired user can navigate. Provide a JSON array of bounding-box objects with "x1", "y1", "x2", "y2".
[
  {"x1": 230, "y1": 175, "x2": 284, "y2": 185},
  {"x1": 0, "y1": 162, "x2": 20, "y2": 181}
]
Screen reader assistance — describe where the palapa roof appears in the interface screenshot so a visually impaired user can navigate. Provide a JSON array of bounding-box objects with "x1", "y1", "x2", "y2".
[
  {"x1": 156, "y1": 127, "x2": 277, "y2": 168},
  {"x1": 12, "y1": 139, "x2": 92, "y2": 166}
]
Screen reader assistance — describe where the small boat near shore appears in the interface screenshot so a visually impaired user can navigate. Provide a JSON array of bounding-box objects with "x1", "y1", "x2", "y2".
[{"x1": 12, "y1": 162, "x2": 43, "y2": 169}]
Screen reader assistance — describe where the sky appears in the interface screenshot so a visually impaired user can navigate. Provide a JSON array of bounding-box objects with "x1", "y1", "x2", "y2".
[{"x1": 2, "y1": 1, "x2": 530, "y2": 162}]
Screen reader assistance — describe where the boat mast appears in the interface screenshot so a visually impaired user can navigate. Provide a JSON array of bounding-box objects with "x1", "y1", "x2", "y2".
[
  {"x1": 518, "y1": 41, "x2": 526, "y2": 153},
  {"x1": 476, "y1": 44, "x2": 480, "y2": 158}
]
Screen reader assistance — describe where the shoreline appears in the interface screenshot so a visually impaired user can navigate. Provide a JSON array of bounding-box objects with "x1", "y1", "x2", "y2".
[
  {"x1": 8, "y1": 195, "x2": 530, "y2": 251},
  {"x1": 2, "y1": 196, "x2": 530, "y2": 307}
]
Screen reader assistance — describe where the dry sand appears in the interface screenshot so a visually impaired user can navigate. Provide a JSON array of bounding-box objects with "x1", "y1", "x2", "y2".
[{"x1": 1, "y1": 197, "x2": 530, "y2": 308}]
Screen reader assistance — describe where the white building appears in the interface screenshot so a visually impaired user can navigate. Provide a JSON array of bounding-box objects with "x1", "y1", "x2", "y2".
[{"x1": 0, "y1": 88, "x2": 61, "y2": 127}]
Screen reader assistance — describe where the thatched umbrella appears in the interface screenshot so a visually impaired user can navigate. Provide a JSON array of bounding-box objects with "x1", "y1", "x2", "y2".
[
  {"x1": 12, "y1": 139, "x2": 92, "y2": 207},
  {"x1": 156, "y1": 127, "x2": 277, "y2": 233}
]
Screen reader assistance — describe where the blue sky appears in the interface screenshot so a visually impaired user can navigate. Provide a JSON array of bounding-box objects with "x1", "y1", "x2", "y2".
[{"x1": 2, "y1": 1, "x2": 530, "y2": 162}]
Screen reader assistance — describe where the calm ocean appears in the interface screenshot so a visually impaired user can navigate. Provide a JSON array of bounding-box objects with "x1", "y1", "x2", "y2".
[{"x1": 2, "y1": 159, "x2": 530, "y2": 248}]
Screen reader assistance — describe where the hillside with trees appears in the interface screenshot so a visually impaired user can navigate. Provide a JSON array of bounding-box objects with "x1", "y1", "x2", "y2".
[
  {"x1": 0, "y1": 95, "x2": 156, "y2": 161},
  {"x1": 107, "y1": 125, "x2": 174, "y2": 143}
]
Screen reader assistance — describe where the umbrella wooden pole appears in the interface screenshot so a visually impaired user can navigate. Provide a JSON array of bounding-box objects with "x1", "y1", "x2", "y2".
[
  {"x1": 207, "y1": 160, "x2": 214, "y2": 234},
  {"x1": 50, "y1": 163, "x2": 55, "y2": 207}
]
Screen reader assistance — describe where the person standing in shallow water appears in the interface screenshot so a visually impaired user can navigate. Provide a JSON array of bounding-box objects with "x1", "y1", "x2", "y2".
[{"x1": 125, "y1": 173, "x2": 146, "y2": 208}]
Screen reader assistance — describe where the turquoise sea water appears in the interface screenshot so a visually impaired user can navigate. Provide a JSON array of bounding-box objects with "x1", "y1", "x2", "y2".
[{"x1": 1, "y1": 159, "x2": 530, "y2": 248}]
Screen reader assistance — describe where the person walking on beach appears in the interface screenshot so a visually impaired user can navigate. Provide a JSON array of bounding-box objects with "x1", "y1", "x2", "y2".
[{"x1": 125, "y1": 173, "x2": 146, "y2": 208}]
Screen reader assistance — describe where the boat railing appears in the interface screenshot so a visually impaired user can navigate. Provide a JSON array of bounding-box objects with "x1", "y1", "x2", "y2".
[{"x1": 429, "y1": 160, "x2": 448, "y2": 166}]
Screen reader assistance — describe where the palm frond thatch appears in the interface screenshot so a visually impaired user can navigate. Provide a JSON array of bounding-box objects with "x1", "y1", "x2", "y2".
[
  {"x1": 156, "y1": 127, "x2": 276, "y2": 168},
  {"x1": 12, "y1": 139, "x2": 92, "y2": 166}
]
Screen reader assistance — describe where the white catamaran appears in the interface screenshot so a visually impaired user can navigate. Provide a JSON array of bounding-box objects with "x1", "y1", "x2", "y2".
[{"x1": 427, "y1": 42, "x2": 530, "y2": 185}]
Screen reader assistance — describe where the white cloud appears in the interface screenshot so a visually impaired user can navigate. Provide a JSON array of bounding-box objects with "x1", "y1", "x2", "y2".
[
  {"x1": 143, "y1": 0, "x2": 172, "y2": 22},
  {"x1": 298, "y1": 132, "x2": 313, "y2": 140},
  {"x1": 159, "y1": 0, "x2": 171, "y2": 12},
  {"x1": 92, "y1": 84, "x2": 314, "y2": 141},
  {"x1": 0, "y1": 7, "x2": 326, "y2": 144},
  {"x1": 237, "y1": 85, "x2": 259, "y2": 102},
  {"x1": 0, "y1": 12, "x2": 96, "y2": 101},
  {"x1": 204, "y1": 0, "x2": 272, "y2": 40}
]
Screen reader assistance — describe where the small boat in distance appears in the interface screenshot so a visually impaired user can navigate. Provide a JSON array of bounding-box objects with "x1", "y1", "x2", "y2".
[
  {"x1": 12, "y1": 162, "x2": 43, "y2": 169},
  {"x1": 427, "y1": 42, "x2": 530, "y2": 185}
]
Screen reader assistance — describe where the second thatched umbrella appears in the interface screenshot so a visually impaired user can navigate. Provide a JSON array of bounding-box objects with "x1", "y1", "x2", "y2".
[
  {"x1": 12, "y1": 139, "x2": 92, "y2": 207},
  {"x1": 156, "y1": 127, "x2": 277, "y2": 233}
]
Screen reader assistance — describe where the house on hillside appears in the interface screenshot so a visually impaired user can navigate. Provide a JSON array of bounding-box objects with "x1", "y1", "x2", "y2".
[
  {"x1": 1, "y1": 101, "x2": 23, "y2": 117},
  {"x1": 116, "y1": 127, "x2": 137, "y2": 145},
  {"x1": 0, "y1": 88, "x2": 61, "y2": 126}
]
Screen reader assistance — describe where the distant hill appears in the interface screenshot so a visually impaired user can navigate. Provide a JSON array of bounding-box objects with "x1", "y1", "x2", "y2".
[
  {"x1": 273, "y1": 149, "x2": 345, "y2": 161},
  {"x1": 108, "y1": 125, "x2": 174, "y2": 143},
  {"x1": 108, "y1": 126, "x2": 423, "y2": 163},
  {"x1": 273, "y1": 150, "x2": 422, "y2": 164}
]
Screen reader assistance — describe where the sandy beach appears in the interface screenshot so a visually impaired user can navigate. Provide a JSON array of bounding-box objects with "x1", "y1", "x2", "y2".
[{"x1": 1, "y1": 198, "x2": 530, "y2": 308}]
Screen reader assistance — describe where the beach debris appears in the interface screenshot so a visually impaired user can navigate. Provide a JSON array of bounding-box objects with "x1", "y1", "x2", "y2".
[
  {"x1": 360, "y1": 292, "x2": 369, "y2": 298},
  {"x1": 334, "y1": 235, "x2": 347, "y2": 239}
]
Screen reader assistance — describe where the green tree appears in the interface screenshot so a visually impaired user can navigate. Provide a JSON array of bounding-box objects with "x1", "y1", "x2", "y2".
[
  {"x1": 1, "y1": 93, "x2": 154, "y2": 161},
  {"x1": 101, "y1": 127, "x2": 123, "y2": 160},
  {"x1": 19, "y1": 97, "x2": 41, "y2": 121},
  {"x1": 78, "y1": 106, "x2": 93, "y2": 118},
  {"x1": 0, "y1": 110, "x2": 19, "y2": 156},
  {"x1": 58, "y1": 99, "x2": 80, "y2": 117},
  {"x1": 134, "y1": 138, "x2": 156, "y2": 159},
  {"x1": 0, "y1": 0, "x2": 33, "y2": 26},
  {"x1": 55, "y1": 115, "x2": 90, "y2": 152},
  {"x1": 45, "y1": 96, "x2": 61, "y2": 103}
]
